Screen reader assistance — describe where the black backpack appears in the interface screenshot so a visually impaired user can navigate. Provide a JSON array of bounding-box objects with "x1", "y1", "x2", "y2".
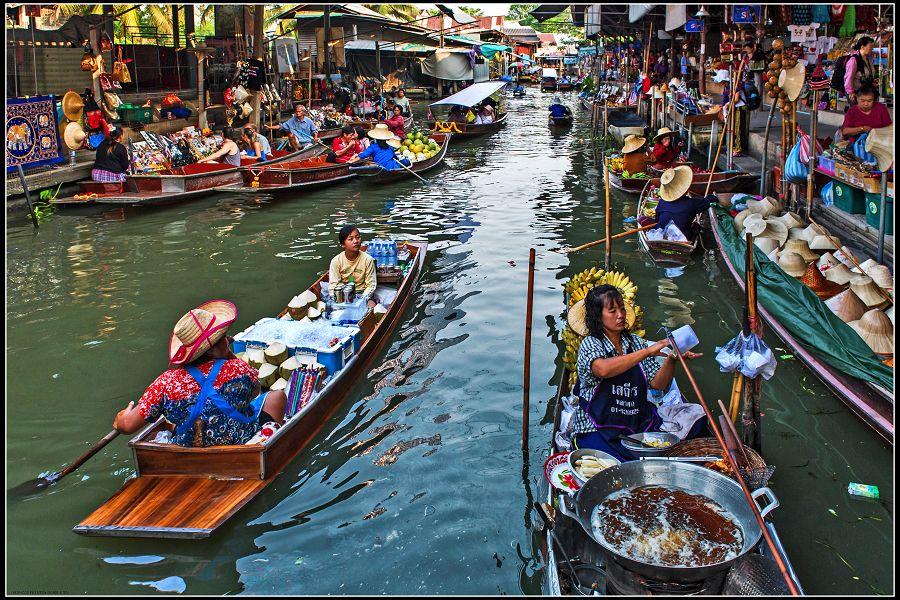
[
  {"x1": 830, "y1": 54, "x2": 854, "y2": 95},
  {"x1": 742, "y1": 82, "x2": 762, "y2": 110}
]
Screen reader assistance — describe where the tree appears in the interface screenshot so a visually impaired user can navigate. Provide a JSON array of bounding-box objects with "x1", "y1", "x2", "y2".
[
  {"x1": 507, "y1": 4, "x2": 584, "y2": 39},
  {"x1": 460, "y1": 6, "x2": 484, "y2": 18},
  {"x1": 363, "y1": 4, "x2": 421, "y2": 22}
]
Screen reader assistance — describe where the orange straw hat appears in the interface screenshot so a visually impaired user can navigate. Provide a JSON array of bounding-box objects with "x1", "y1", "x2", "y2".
[
  {"x1": 797, "y1": 262, "x2": 845, "y2": 300},
  {"x1": 168, "y1": 300, "x2": 237, "y2": 366},
  {"x1": 825, "y1": 290, "x2": 868, "y2": 323}
]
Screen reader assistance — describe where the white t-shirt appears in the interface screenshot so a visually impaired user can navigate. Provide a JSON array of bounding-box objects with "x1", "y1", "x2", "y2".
[{"x1": 787, "y1": 23, "x2": 821, "y2": 43}]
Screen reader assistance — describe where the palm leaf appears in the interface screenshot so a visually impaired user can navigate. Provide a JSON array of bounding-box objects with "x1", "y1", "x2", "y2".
[
  {"x1": 363, "y1": 4, "x2": 421, "y2": 23},
  {"x1": 145, "y1": 5, "x2": 173, "y2": 36}
]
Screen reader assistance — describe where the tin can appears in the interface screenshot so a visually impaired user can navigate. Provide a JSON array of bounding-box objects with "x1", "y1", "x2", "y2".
[
  {"x1": 333, "y1": 285, "x2": 344, "y2": 304},
  {"x1": 345, "y1": 282, "x2": 356, "y2": 303}
]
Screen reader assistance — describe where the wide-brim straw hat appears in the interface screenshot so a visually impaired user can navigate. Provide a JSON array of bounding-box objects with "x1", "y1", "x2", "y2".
[
  {"x1": 746, "y1": 196, "x2": 782, "y2": 218},
  {"x1": 799, "y1": 224, "x2": 822, "y2": 244},
  {"x1": 817, "y1": 252, "x2": 840, "y2": 270},
  {"x1": 778, "y1": 62, "x2": 806, "y2": 102},
  {"x1": 754, "y1": 237, "x2": 780, "y2": 254},
  {"x1": 781, "y1": 239, "x2": 818, "y2": 262},
  {"x1": 798, "y1": 262, "x2": 845, "y2": 299},
  {"x1": 825, "y1": 290, "x2": 868, "y2": 323},
  {"x1": 63, "y1": 121, "x2": 86, "y2": 150},
  {"x1": 778, "y1": 251, "x2": 808, "y2": 277},
  {"x1": 168, "y1": 300, "x2": 237, "y2": 366},
  {"x1": 809, "y1": 234, "x2": 839, "y2": 251},
  {"x1": 368, "y1": 123, "x2": 394, "y2": 140},
  {"x1": 567, "y1": 298, "x2": 636, "y2": 337},
  {"x1": 734, "y1": 209, "x2": 753, "y2": 232},
  {"x1": 386, "y1": 137, "x2": 402, "y2": 149},
  {"x1": 743, "y1": 214, "x2": 788, "y2": 245},
  {"x1": 658, "y1": 165, "x2": 694, "y2": 202},
  {"x1": 774, "y1": 211, "x2": 805, "y2": 230},
  {"x1": 822, "y1": 262, "x2": 854, "y2": 286},
  {"x1": 62, "y1": 90, "x2": 85, "y2": 122},
  {"x1": 621, "y1": 135, "x2": 647, "y2": 154},
  {"x1": 867, "y1": 265, "x2": 893, "y2": 291},
  {"x1": 850, "y1": 275, "x2": 889, "y2": 309},
  {"x1": 864, "y1": 125, "x2": 894, "y2": 172},
  {"x1": 849, "y1": 309, "x2": 894, "y2": 355},
  {"x1": 856, "y1": 258, "x2": 879, "y2": 276},
  {"x1": 653, "y1": 127, "x2": 676, "y2": 142}
]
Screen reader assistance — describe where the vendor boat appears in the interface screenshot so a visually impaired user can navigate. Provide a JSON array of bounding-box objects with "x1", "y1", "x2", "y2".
[
  {"x1": 426, "y1": 81, "x2": 509, "y2": 140},
  {"x1": 636, "y1": 181, "x2": 701, "y2": 267},
  {"x1": 350, "y1": 133, "x2": 450, "y2": 183},
  {"x1": 605, "y1": 109, "x2": 645, "y2": 145},
  {"x1": 222, "y1": 154, "x2": 358, "y2": 194},
  {"x1": 318, "y1": 120, "x2": 374, "y2": 142},
  {"x1": 51, "y1": 147, "x2": 323, "y2": 207},
  {"x1": 549, "y1": 114, "x2": 574, "y2": 128},
  {"x1": 74, "y1": 241, "x2": 428, "y2": 539},
  {"x1": 607, "y1": 170, "x2": 652, "y2": 194},
  {"x1": 578, "y1": 97, "x2": 593, "y2": 111},
  {"x1": 708, "y1": 207, "x2": 894, "y2": 442}
]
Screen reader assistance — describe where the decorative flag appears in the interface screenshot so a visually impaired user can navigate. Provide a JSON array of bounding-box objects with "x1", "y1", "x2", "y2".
[{"x1": 6, "y1": 95, "x2": 64, "y2": 172}]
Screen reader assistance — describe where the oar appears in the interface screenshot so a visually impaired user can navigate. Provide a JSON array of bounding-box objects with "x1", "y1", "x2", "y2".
[
  {"x1": 391, "y1": 157, "x2": 428, "y2": 184},
  {"x1": 562, "y1": 222, "x2": 656, "y2": 253},
  {"x1": 8, "y1": 429, "x2": 120, "y2": 498}
]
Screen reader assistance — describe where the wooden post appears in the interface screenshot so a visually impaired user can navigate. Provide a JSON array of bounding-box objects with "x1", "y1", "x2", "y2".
[
  {"x1": 16, "y1": 166, "x2": 39, "y2": 228},
  {"x1": 741, "y1": 232, "x2": 762, "y2": 452},
  {"x1": 604, "y1": 156, "x2": 612, "y2": 268},
  {"x1": 89, "y1": 27, "x2": 103, "y2": 108},
  {"x1": 307, "y1": 49, "x2": 313, "y2": 109},
  {"x1": 805, "y1": 90, "x2": 819, "y2": 220},
  {"x1": 727, "y1": 65, "x2": 735, "y2": 170},
  {"x1": 251, "y1": 5, "x2": 265, "y2": 129},
  {"x1": 522, "y1": 247, "x2": 536, "y2": 453}
]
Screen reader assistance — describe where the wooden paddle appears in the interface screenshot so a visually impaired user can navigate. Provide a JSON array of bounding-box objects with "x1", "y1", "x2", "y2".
[
  {"x1": 8, "y1": 429, "x2": 120, "y2": 498},
  {"x1": 563, "y1": 222, "x2": 656, "y2": 253}
]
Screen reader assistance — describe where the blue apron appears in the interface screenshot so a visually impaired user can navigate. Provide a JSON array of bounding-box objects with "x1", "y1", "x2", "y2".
[
  {"x1": 176, "y1": 359, "x2": 258, "y2": 443},
  {"x1": 575, "y1": 362, "x2": 660, "y2": 461}
]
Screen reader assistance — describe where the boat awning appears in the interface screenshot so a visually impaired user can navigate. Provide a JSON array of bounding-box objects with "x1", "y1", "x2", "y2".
[
  {"x1": 429, "y1": 81, "x2": 508, "y2": 108},
  {"x1": 542, "y1": 68, "x2": 559, "y2": 78}
]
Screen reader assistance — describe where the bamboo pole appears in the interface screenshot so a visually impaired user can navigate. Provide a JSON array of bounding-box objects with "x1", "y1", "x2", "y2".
[
  {"x1": 604, "y1": 156, "x2": 612, "y2": 269},
  {"x1": 805, "y1": 90, "x2": 819, "y2": 220},
  {"x1": 759, "y1": 101, "x2": 778, "y2": 197},
  {"x1": 564, "y1": 223, "x2": 656, "y2": 253},
  {"x1": 522, "y1": 248, "x2": 535, "y2": 453},
  {"x1": 706, "y1": 61, "x2": 746, "y2": 195},
  {"x1": 727, "y1": 65, "x2": 735, "y2": 170},
  {"x1": 741, "y1": 232, "x2": 762, "y2": 451}
]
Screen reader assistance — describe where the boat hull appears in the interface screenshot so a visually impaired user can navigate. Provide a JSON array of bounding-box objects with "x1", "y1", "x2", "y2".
[
  {"x1": 637, "y1": 182, "x2": 699, "y2": 267},
  {"x1": 549, "y1": 115, "x2": 573, "y2": 127},
  {"x1": 426, "y1": 112, "x2": 508, "y2": 139},
  {"x1": 353, "y1": 133, "x2": 450, "y2": 183}
]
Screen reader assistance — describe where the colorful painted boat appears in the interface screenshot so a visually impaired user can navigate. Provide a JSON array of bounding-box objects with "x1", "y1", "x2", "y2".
[
  {"x1": 74, "y1": 241, "x2": 428, "y2": 539},
  {"x1": 427, "y1": 81, "x2": 508, "y2": 140},
  {"x1": 350, "y1": 133, "x2": 450, "y2": 183},
  {"x1": 607, "y1": 170, "x2": 652, "y2": 194},
  {"x1": 223, "y1": 154, "x2": 358, "y2": 194}
]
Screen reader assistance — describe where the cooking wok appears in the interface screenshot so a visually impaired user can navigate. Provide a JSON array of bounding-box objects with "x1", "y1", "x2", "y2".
[{"x1": 558, "y1": 459, "x2": 778, "y2": 584}]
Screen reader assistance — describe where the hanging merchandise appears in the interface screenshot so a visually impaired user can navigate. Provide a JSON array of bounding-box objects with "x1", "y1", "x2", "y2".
[
  {"x1": 98, "y1": 73, "x2": 121, "y2": 92},
  {"x1": 798, "y1": 128, "x2": 823, "y2": 164},
  {"x1": 784, "y1": 139, "x2": 809, "y2": 183},
  {"x1": 792, "y1": 6, "x2": 812, "y2": 26},
  {"x1": 6, "y1": 95, "x2": 65, "y2": 172},
  {"x1": 811, "y1": 5, "x2": 830, "y2": 24},
  {"x1": 838, "y1": 6, "x2": 856, "y2": 39},
  {"x1": 855, "y1": 5, "x2": 876, "y2": 33},
  {"x1": 81, "y1": 52, "x2": 95, "y2": 72},
  {"x1": 112, "y1": 48, "x2": 132, "y2": 83},
  {"x1": 100, "y1": 33, "x2": 112, "y2": 53},
  {"x1": 830, "y1": 4, "x2": 846, "y2": 24},
  {"x1": 245, "y1": 58, "x2": 266, "y2": 91}
]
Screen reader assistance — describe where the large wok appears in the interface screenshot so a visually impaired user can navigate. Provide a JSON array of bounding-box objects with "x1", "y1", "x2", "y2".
[{"x1": 559, "y1": 459, "x2": 779, "y2": 584}]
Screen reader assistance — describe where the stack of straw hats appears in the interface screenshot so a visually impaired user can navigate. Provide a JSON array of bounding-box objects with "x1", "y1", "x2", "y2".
[
  {"x1": 849, "y1": 309, "x2": 894, "y2": 356},
  {"x1": 850, "y1": 275, "x2": 890, "y2": 310},
  {"x1": 825, "y1": 290, "x2": 868, "y2": 323}
]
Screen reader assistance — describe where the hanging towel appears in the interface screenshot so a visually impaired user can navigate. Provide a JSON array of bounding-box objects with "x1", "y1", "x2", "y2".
[
  {"x1": 839, "y1": 6, "x2": 856, "y2": 38},
  {"x1": 811, "y1": 5, "x2": 831, "y2": 24}
]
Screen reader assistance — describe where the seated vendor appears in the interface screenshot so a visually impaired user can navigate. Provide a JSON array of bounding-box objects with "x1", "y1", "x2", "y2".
[
  {"x1": 112, "y1": 300, "x2": 287, "y2": 447},
  {"x1": 332, "y1": 125, "x2": 360, "y2": 163},
  {"x1": 91, "y1": 127, "x2": 130, "y2": 183},
  {"x1": 652, "y1": 166, "x2": 721, "y2": 240},
  {"x1": 548, "y1": 96, "x2": 571, "y2": 119},
  {"x1": 198, "y1": 128, "x2": 242, "y2": 166},
  {"x1": 570, "y1": 285, "x2": 702, "y2": 461},
  {"x1": 447, "y1": 106, "x2": 467, "y2": 124},
  {"x1": 841, "y1": 85, "x2": 892, "y2": 143},
  {"x1": 329, "y1": 225, "x2": 377, "y2": 309},
  {"x1": 394, "y1": 89, "x2": 412, "y2": 117},
  {"x1": 241, "y1": 124, "x2": 271, "y2": 161},
  {"x1": 385, "y1": 105, "x2": 406, "y2": 138},
  {"x1": 649, "y1": 127, "x2": 684, "y2": 170},
  {"x1": 357, "y1": 125, "x2": 411, "y2": 171},
  {"x1": 266, "y1": 103, "x2": 319, "y2": 151},
  {"x1": 621, "y1": 135, "x2": 648, "y2": 176}
]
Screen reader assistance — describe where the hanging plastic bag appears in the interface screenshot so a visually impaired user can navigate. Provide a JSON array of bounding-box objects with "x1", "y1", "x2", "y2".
[
  {"x1": 784, "y1": 140, "x2": 809, "y2": 184},
  {"x1": 738, "y1": 333, "x2": 777, "y2": 380},
  {"x1": 798, "y1": 128, "x2": 823, "y2": 164},
  {"x1": 715, "y1": 333, "x2": 744, "y2": 372},
  {"x1": 821, "y1": 181, "x2": 835, "y2": 207}
]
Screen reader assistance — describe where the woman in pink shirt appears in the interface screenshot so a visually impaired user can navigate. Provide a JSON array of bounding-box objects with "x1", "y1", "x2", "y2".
[
  {"x1": 844, "y1": 37, "x2": 876, "y2": 105},
  {"x1": 841, "y1": 86, "x2": 892, "y2": 143},
  {"x1": 384, "y1": 106, "x2": 406, "y2": 138}
]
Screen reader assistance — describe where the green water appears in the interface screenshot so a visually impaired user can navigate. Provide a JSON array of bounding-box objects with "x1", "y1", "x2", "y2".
[{"x1": 6, "y1": 93, "x2": 892, "y2": 595}]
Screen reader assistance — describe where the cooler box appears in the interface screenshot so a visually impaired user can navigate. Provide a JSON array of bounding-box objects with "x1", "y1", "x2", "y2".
[
  {"x1": 865, "y1": 192, "x2": 893, "y2": 235},
  {"x1": 832, "y1": 181, "x2": 865, "y2": 214}
]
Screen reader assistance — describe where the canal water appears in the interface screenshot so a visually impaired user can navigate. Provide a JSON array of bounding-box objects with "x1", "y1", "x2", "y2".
[{"x1": 6, "y1": 92, "x2": 892, "y2": 595}]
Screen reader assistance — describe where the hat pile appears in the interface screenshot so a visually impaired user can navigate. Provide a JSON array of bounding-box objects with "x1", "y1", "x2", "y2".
[
  {"x1": 849, "y1": 309, "x2": 894, "y2": 356},
  {"x1": 61, "y1": 90, "x2": 87, "y2": 151}
]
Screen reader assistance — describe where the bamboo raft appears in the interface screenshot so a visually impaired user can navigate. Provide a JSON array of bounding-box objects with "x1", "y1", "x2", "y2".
[{"x1": 74, "y1": 242, "x2": 428, "y2": 539}]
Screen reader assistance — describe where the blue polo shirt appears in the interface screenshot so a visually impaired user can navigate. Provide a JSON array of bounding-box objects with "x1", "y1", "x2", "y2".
[
  {"x1": 358, "y1": 143, "x2": 410, "y2": 171},
  {"x1": 549, "y1": 104, "x2": 568, "y2": 118},
  {"x1": 280, "y1": 115, "x2": 318, "y2": 144}
]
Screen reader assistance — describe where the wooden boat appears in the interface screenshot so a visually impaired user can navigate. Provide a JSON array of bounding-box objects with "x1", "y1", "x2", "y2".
[
  {"x1": 607, "y1": 170, "x2": 651, "y2": 194},
  {"x1": 74, "y1": 241, "x2": 428, "y2": 539},
  {"x1": 223, "y1": 154, "x2": 358, "y2": 194},
  {"x1": 427, "y1": 112, "x2": 508, "y2": 139},
  {"x1": 427, "y1": 81, "x2": 508, "y2": 140},
  {"x1": 318, "y1": 120, "x2": 374, "y2": 141},
  {"x1": 556, "y1": 81, "x2": 575, "y2": 91},
  {"x1": 542, "y1": 369, "x2": 803, "y2": 594},
  {"x1": 51, "y1": 147, "x2": 322, "y2": 207},
  {"x1": 606, "y1": 109, "x2": 645, "y2": 145},
  {"x1": 636, "y1": 181, "x2": 700, "y2": 267},
  {"x1": 351, "y1": 133, "x2": 450, "y2": 183},
  {"x1": 612, "y1": 168, "x2": 757, "y2": 196},
  {"x1": 579, "y1": 97, "x2": 593, "y2": 111},
  {"x1": 709, "y1": 208, "x2": 894, "y2": 442},
  {"x1": 549, "y1": 114, "x2": 574, "y2": 127}
]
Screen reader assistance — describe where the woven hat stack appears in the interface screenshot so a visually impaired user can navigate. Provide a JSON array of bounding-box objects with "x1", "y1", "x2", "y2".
[
  {"x1": 778, "y1": 252, "x2": 808, "y2": 277},
  {"x1": 825, "y1": 290, "x2": 868, "y2": 323},
  {"x1": 817, "y1": 252, "x2": 840, "y2": 270},
  {"x1": 743, "y1": 213, "x2": 788, "y2": 245},
  {"x1": 808, "y1": 234, "x2": 839, "y2": 252},
  {"x1": 848, "y1": 309, "x2": 894, "y2": 356},
  {"x1": 787, "y1": 227, "x2": 806, "y2": 241},
  {"x1": 755, "y1": 237, "x2": 780, "y2": 254},
  {"x1": 798, "y1": 262, "x2": 845, "y2": 299},
  {"x1": 822, "y1": 262, "x2": 855, "y2": 286},
  {"x1": 774, "y1": 211, "x2": 805, "y2": 230},
  {"x1": 781, "y1": 239, "x2": 818, "y2": 261},
  {"x1": 850, "y1": 275, "x2": 889, "y2": 309},
  {"x1": 867, "y1": 265, "x2": 893, "y2": 292},
  {"x1": 746, "y1": 196, "x2": 782, "y2": 218}
]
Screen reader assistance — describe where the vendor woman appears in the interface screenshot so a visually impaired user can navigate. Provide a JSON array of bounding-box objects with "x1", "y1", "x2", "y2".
[
  {"x1": 570, "y1": 285, "x2": 702, "y2": 461},
  {"x1": 651, "y1": 165, "x2": 721, "y2": 241},
  {"x1": 649, "y1": 127, "x2": 684, "y2": 170},
  {"x1": 329, "y1": 224, "x2": 377, "y2": 308},
  {"x1": 841, "y1": 85, "x2": 892, "y2": 143}
]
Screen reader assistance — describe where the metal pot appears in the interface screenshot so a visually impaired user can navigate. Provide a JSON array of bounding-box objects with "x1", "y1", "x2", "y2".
[{"x1": 559, "y1": 459, "x2": 778, "y2": 584}]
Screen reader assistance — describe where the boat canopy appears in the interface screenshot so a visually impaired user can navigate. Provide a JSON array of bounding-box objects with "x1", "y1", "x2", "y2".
[
  {"x1": 429, "y1": 81, "x2": 508, "y2": 108},
  {"x1": 542, "y1": 68, "x2": 558, "y2": 79}
]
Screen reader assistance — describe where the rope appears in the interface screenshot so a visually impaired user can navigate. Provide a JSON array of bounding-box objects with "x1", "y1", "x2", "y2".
[{"x1": 432, "y1": 121, "x2": 462, "y2": 134}]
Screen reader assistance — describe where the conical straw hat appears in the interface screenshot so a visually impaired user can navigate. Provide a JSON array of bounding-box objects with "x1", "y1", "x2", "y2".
[
  {"x1": 856, "y1": 258, "x2": 879, "y2": 276},
  {"x1": 864, "y1": 125, "x2": 894, "y2": 172},
  {"x1": 850, "y1": 275, "x2": 889, "y2": 309},
  {"x1": 62, "y1": 90, "x2": 85, "y2": 122},
  {"x1": 774, "y1": 211, "x2": 805, "y2": 229},
  {"x1": 822, "y1": 263, "x2": 854, "y2": 285},
  {"x1": 734, "y1": 209, "x2": 753, "y2": 232},
  {"x1": 781, "y1": 239, "x2": 818, "y2": 261},
  {"x1": 867, "y1": 265, "x2": 893, "y2": 291},
  {"x1": 621, "y1": 135, "x2": 647, "y2": 154},
  {"x1": 834, "y1": 246, "x2": 858, "y2": 268},
  {"x1": 754, "y1": 237, "x2": 780, "y2": 254},
  {"x1": 746, "y1": 196, "x2": 782, "y2": 218},
  {"x1": 744, "y1": 214, "x2": 788, "y2": 245},
  {"x1": 63, "y1": 121, "x2": 86, "y2": 150},
  {"x1": 825, "y1": 290, "x2": 868, "y2": 323},
  {"x1": 798, "y1": 262, "x2": 845, "y2": 299},
  {"x1": 778, "y1": 62, "x2": 806, "y2": 102},
  {"x1": 817, "y1": 252, "x2": 840, "y2": 269},
  {"x1": 799, "y1": 224, "x2": 821, "y2": 244},
  {"x1": 658, "y1": 166, "x2": 694, "y2": 202},
  {"x1": 778, "y1": 251, "x2": 808, "y2": 277},
  {"x1": 808, "y1": 234, "x2": 839, "y2": 251},
  {"x1": 848, "y1": 309, "x2": 894, "y2": 355},
  {"x1": 788, "y1": 227, "x2": 806, "y2": 241}
]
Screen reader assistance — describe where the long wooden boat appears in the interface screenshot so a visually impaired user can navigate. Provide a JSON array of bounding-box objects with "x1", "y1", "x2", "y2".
[
  {"x1": 222, "y1": 154, "x2": 358, "y2": 194},
  {"x1": 350, "y1": 133, "x2": 450, "y2": 183},
  {"x1": 709, "y1": 208, "x2": 894, "y2": 442},
  {"x1": 542, "y1": 369, "x2": 803, "y2": 594},
  {"x1": 636, "y1": 181, "x2": 700, "y2": 267},
  {"x1": 612, "y1": 168, "x2": 757, "y2": 196},
  {"x1": 556, "y1": 81, "x2": 575, "y2": 91},
  {"x1": 607, "y1": 170, "x2": 651, "y2": 193},
  {"x1": 51, "y1": 146, "x2": 323, "y2": 207},
  {"x1": 319, "y1": 116, "x2": 413, "y2": 141},
  {"x1": 74, "y1": 241, "x2": 428, "y2": 538},
  {"x1": 549, "y1": 114, "x2": 574, "y2": 127},
  {"x1": 426, "y1": 112, "x2": 508, "y2": 139},
  {"x1": 606, "y1": 109, "x2": 645, "y2": 145}
]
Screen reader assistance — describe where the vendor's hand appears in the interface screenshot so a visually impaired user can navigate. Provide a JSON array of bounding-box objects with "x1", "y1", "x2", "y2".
[
  {"x1": 113, "y1": 401, "x2": 135, "y2": 432},
  {"x1": 861, "y1": 125, "x2": 873, "y2": 133},
  {"x1": 680, "y1": 351, "x2": 704, "y2": 360},
  {"x1": 647, "y1": 339, "x2": 672, "y2": 357}
]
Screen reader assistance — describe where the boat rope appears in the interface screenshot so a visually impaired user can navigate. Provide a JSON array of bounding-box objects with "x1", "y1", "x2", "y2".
[{"x1": 247, "y1": 166, "x2": 268, "y2": 188}]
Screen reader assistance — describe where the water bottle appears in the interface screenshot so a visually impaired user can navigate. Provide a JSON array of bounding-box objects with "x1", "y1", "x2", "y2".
[
  {"x1": 389, "y1": 240, "x2": 398, "y2": 268},
  {"x1": 371, "y1": 240, "x2": 381, "y2": 267}
]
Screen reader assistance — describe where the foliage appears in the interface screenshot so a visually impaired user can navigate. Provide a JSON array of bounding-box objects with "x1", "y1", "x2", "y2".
[
  {"x1": 459, "y1": 6, "x2": 484, "y2": 18},
  {"x1": 362, "y1": 4, "x2": 421, "y2": 23},
  {"x1": 32, "y1": 184, "x2": 61, "y2": 224},
  {"x1": 507, "y1": 3, "x2": 584, "y2": 39}
]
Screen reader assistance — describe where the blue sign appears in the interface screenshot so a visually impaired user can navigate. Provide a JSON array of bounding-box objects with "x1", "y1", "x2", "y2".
[
  {"x1": 578, "y1": 46, "x2": 598, "y2": 56},
  {"x1": 564, "y1": 56, "x2": 578, "y2": 65},
  {"x1": 685, "y1": 19, "x2": 705, "y2": 33},
  {"x1": 732, "y1": 5, "x2": 760, "y2": 24}
]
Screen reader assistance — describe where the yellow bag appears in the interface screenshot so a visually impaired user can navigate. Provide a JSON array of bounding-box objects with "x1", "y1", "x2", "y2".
[
  {"x1": 113, "y1": 49, "x2": 132, "y2": 83},
  {"x1": 465, "y1": 109, "x2": 475, "y2": 123}
]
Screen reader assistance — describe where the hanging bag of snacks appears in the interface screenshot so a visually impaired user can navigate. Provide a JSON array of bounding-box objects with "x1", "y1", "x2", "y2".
[{"x1": 112, "y1": 48, "x2": 132, "y2": 83}]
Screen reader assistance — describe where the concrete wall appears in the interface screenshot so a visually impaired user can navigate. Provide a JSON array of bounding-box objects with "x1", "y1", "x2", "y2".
[{"x1": 7, "y1": 45, "x2": 112, "y2": 98}]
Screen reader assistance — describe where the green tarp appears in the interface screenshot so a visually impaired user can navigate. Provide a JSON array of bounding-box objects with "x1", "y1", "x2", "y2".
[{"x1": 714, "y1": 207, "x2": 893, "y2": 390}]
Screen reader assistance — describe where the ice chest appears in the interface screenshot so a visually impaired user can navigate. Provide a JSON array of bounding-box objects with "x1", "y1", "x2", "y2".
[
  {"x1": 232, "y1": 319, "x2": 361, "y2": 376},
  {"x1": 865, "y1": 192, "x2": 893, "y2": 235},
  {"x1": 832, "y1": 181, "x2": 865, "y2": 214}
]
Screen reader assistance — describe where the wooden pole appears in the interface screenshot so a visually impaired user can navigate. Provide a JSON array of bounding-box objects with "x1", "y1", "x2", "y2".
[
  {"x1": 741, "y1": 232, "x2": 762, "y2": 452},
  {"x1": 16, "y1": 165, "x2": 39, "y2": 228},
  {"x1": 705, "y1": 61, "x2": 745, "y2": 195},
  {"x1": 759, "y1": 100, "x2": 778, "y2": 196},
  {"x1": 805, "y1": 90, "x2": 819, "y2": 220},
  {"x1": 251, "y1": 5, "x2": 265, "y2": 129},
  {"x1": 565, "y1": 223, "x2": 656, "y2": 253},
  {"x1": 604, "y1": 155, "x2": 612, "y2": 268},
  {"x1": 522, "y1": 247, "x2": 536, "y2": 453},
  {"x1": 307, "y1": 49, "x2": 313, "y2": 109},
  {"x1": 727, "y1": 65, "x2": 735, "y2": 170}
]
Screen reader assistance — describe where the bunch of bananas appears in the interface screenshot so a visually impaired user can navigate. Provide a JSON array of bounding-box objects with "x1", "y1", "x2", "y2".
[
  {"x1": 564, "y1": 266, "x2": 606, "y2": 299},
  {"x1": 608, "y1": 156, "x2": 625, "y2": 174},
  {"x1": 561, "y1": 324, "x2": 582, "y2": 373},
  {"x1": 596, "y1": 271, "x2": 637, "y2": 302}
]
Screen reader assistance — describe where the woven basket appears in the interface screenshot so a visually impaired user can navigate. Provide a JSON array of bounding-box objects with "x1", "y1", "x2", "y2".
[{"x1": 665, "y1": 437, "x2": 775, "y2": 489}]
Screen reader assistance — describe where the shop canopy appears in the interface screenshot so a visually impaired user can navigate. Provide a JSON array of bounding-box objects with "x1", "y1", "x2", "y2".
[
  {"x1": 478, "y1": 43, "x2": 512, "y2": 60},
  {"x1": 430, "y1": 81, "x2": 508, "y2": 108},
  {"x1": 542, "y1": 68, "x2": 559, "y2": 79}
]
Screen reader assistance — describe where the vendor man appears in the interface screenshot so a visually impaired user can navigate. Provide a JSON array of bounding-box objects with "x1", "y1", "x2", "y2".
[
  {"x1": 393, "y1": 89, "x2": 412, "y2": 116},
  {"x1": 267, "y1": 103, "x2": 319, "y2": 151}
]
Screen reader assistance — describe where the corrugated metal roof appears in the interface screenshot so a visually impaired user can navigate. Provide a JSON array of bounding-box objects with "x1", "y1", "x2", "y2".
[{"x1": 344, "y1": 40, "x2": 436, "y2": 53}]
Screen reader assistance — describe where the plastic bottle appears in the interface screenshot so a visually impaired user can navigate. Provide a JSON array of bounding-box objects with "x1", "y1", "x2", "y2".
[{"x1": 390, "y1": 240, "x2": 398, "y2": 268}]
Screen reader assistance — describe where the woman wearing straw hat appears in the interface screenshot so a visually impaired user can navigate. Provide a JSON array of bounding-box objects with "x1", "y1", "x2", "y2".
[
  {"x1": 649, "y1": 127, "x2": 684, "y2": 170},
  {"x1": 621, "y1": 135, "x2": 648, "y2": 177},
  {"x1": 91, "y1": 127, "x2": 130, "y2": 183},
  {"x1": 356, "y1": 124, "x2": 410, "y2": 171},
  {"x1": 569, "y1": 285, "x2": 704, "y2": 461},
  {"x1": 653, "y1": 166, "x2": 720, "y2": 241},
  {"x1": 112, "y1": 300, "x2": 287, "y2": 447}
]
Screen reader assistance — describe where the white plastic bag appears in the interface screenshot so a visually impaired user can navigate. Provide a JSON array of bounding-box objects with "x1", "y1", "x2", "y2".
[
  {"x1": 647, "y1": 227, "x2": 666, "y2": 241},
  {"x1": 664, "y1": 221, "x2": 688, "y2": 242}
]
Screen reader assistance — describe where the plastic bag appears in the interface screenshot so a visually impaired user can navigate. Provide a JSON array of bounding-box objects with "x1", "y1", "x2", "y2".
[
  {"x1": 664, "y1": 222, "x2": 688, "y2": 242},
  {"x1": 715, "y1": 332, "x2": 777, "y2": 379},
  {"x1": 646, "y1": 227, "x2": 666, "y2": 241},
  {"x1": 784, "y1": 140, "x2": 809, "y2": 184},
  {"x1": 821, "y1": 181, "x2": 835, "y2": 207}
]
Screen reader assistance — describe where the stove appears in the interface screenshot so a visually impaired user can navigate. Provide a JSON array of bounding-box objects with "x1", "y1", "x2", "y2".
[{"x1": 601, "y1": 558, "x2": 727, "y2": 596}]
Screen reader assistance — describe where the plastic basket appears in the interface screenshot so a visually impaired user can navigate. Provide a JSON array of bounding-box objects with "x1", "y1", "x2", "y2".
[{"x1": 118, "y1": 106, "x2": 153, "y2": 124}]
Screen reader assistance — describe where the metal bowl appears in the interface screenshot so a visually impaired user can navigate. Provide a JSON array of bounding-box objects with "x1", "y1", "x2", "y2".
[
  {"x1": 620, "y1": 432, "x2": 681, "y2": 456},
  {"x1": 568, "y1": 448, "x2": 620, "y2": 485}
]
